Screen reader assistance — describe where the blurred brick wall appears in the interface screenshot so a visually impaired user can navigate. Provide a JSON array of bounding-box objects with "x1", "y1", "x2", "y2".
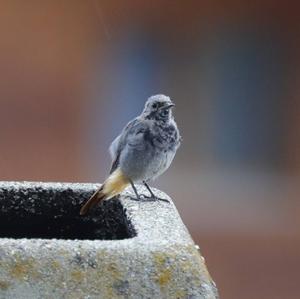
[{"x1": 0, "y1": 1, "x2": 97, "y2": 181}]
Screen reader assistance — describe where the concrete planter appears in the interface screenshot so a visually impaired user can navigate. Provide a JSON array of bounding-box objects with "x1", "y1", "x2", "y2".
[{"x1": 0, "y1": 181, "x2": 218, "y2": 299}]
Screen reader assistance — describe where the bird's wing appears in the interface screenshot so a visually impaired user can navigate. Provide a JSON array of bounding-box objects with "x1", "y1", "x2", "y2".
[
  {"x1": 109, "y1": 134, "x2": 121, "y2": 161},
  {"x1": 125, "y1": 120, "x2": 150, "y2": 150},
  {"x1": 109, "y1": 135, "x2": 121, "y2": 174},
  {"x1": 108, "y1": 117, "x2": 141, "y2": 174}
]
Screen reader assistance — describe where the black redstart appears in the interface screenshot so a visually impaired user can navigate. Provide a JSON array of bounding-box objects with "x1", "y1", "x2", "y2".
[{"x1": 80, "y1": 94, "x2": 181, "y2": 215}]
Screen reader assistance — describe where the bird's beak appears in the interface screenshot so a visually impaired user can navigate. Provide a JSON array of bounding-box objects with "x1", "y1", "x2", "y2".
[{"x1": 164, "y1": 103, "x2": 175, "y2": 109}]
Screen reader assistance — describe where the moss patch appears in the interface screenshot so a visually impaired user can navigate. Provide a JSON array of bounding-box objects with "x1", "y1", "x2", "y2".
[{"x1": 0, "y1": 281, "x2": 10, "y2": 291}]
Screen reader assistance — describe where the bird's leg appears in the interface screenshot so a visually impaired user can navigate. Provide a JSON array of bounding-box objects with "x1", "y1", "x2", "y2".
[
  {"x1": 128, "y1": 180, "x2": 156, "y2": 202},
  {"x1": 128, "y1": 180, "x2": 169, "y2": 203},
  {"x1": 143, "y1": 181, "x2": 156, "y2": 198},
  {"x1": 129, "y1": 180, "x2": 154, "y2": 202},
  {"x1": 128, "y1": 180, "x2": 157, "y2": 202},
  {"x1": 142, "y1": 181, "x2": 169, "y2": 203},
  {"x1": 128, "y1": 180, "x2": 141, "y2": 201}
]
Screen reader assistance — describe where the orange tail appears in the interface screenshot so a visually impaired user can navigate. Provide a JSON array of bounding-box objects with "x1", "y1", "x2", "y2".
[
  {"x1": 79, "y1": 187, "x2": 105, "y2": 215},
  {"x1": 80, "y1": 168, "x2": 130, "y2": 215}
]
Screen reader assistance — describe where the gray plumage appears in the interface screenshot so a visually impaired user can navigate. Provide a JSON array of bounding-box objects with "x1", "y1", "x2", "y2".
[
  {"x1": 80, "y1": 94, "x2": 181, "y2": 215},
  {"x1": 109, "y1": 94, "x2": 181, "y2": 182}
]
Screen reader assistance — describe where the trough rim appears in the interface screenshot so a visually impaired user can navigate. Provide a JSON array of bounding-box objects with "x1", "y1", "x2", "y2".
[{"x1": 0, "y1": 181, "x2": 196, "y2": 251}]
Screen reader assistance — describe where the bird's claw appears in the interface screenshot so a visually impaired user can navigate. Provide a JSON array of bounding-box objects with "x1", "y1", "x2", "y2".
[{"x1": 128, "y1": 195, "x2": 169, "y2": 203}]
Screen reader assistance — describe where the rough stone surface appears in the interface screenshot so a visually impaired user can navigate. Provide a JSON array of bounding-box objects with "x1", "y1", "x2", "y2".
[{"x1": 0, "y1": 181, "x2": 219, "y2": 299}]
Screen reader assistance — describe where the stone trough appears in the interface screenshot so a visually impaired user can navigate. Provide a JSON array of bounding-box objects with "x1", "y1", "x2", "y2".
[{"x1": 0, "y1": 181, "x2": 218, "y2": 299}]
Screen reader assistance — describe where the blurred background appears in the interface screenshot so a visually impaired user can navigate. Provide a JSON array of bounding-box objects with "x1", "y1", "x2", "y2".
[{"x1": 1, "y1": 1, "x2": 300, "y2": 298}]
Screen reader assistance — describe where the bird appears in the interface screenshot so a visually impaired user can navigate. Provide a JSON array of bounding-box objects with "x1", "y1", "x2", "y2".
[{"x1": 80, "y1": 94, "x2": 181, "y2": 215}]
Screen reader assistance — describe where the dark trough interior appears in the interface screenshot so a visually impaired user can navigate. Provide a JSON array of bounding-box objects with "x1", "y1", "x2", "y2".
[{"x1": 0, "y1": 183, "x2": 136, "y2": 240}]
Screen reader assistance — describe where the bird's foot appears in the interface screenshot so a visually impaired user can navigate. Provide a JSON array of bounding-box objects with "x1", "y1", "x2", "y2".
[
  {"x1": 128, "y1": 196, "x2": 142, "y2": 202},
  {"x1": 127, "y1": 195, "x2": 169, "y2": 203},
  {"x1": 128, "y1": 195, "x2": 155, "y2": 202},
  {"x1": 152, "y1": 196, "x2": 170, "y2": 203}
]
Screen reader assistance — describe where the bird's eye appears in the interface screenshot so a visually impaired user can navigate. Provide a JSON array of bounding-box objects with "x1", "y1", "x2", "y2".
[
  {"x1": 152, "y1": 103, "x2": 158, "y2": 109},
  {"x1": 161, "y1": 109, "x2": 169, "y2": 117}
]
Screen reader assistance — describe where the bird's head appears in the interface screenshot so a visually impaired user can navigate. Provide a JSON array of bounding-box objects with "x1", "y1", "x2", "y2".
[{"x1": 143, "y1": 94, "x2": 175, "y2": 122}]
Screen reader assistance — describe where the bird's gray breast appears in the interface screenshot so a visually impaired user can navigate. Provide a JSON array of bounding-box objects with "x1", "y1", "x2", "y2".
[{"x1": 119, "y1": 120, "x2": 180, "y2": 182}]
